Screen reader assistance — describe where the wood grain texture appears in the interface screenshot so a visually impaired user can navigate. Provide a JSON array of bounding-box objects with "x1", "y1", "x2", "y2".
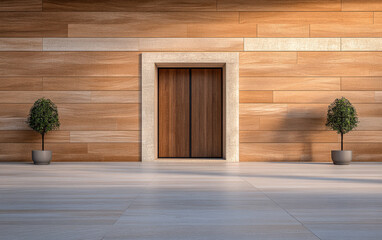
[
  {"x1": 240, "y1": 143, "x2": 339, "y2": 161},
  {"x1": 0, "y1": 38, "x2": 42, "y2": 51},
  {"x1": 191, "y1": 69, "x2": 222, "y2": 158},
  {"x1": 341, "y1": 77, "x2": 382, "y2": 91},
  {"x1": 240, "y1": 52, "x2": 382, "y2": 77},
  {"x1": 0, "y1": 91, "x2": 91, "y2": 104},
  {"x1": 0, "y1": 52, "x2": 139, "y2": 76},
  {"x1": 187, "y1": 23, "x2": 257, "y2": 37},
  {"x1": 342, "y1": 0, "x2": 382, "y2": 11},
  {"x1": 0, "y1": 131, "x2": 69, "y2": 143},
  {"x1": 0, "y1": 77, "x2": 42, "y2": 91},
  {"x1": 239, "y1": 12, "x2": 373, "y2": 24},
  {"x1": 138, "y1": 38, "x2": 243, "y2": 52},
  {"x1": 71, "y1": 131, "x2": 139, "y2": 143},
  {"x1": 257, "y1": 24, "x2": 309, "y2": 37},
  {"x1": 273, "y1": 91, "x2": 376, "y2": 104},
  {"x1": 158, "y1": 69, "x2": 190, "y2": 158},
  {"x1": 0, "y1": 0, "x2": 41, "y2": 11},
  {"x1": 240, "y1": 130, "x2": 338, "y2": 143},
  {"x1": 217, "y1": 0, "x2": 341, "y2": 11},
  {"x1": 240, "y1": 91, "x2": 273, "y2": 103},
  {"x1": 90, "y1": 91, "x2": 140, "y2": 104},
  {"x1": 43, "y1": 77, "x2": 139, "y2": 91},
  {"x1": 240, "y1": 77, "x2": 340, "y2": 91},
  {"x1": 344, "y1": 143, "x2": 382, "y2": 161},
  {"x1": 310, "y1": 24, "x2": 382, "y2": 38},
  {"x1": 43, "y1": 0, "x2": 217, "y2": 12}
]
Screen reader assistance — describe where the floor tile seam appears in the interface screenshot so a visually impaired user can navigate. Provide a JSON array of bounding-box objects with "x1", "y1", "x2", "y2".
[{"x1": 240, "y1": 176, "x2": 322, "y2": 240}]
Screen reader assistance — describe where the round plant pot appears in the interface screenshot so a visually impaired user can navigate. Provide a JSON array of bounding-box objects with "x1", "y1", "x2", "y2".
[
  {"x1": 331, "y1": 150, "x2": 352, "y2": 165},
  {"x1": 32, "y1": 150, "x2": 52, "y2": 165}
]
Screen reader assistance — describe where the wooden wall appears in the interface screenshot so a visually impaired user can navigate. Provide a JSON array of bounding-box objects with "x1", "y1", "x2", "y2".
[{"x1": 1, "y1": 0, "x2": 382, "y2": 162}]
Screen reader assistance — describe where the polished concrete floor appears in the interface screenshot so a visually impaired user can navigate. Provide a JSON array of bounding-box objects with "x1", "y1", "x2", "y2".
[{"x1": 0, "y1": 162, "x2": 381, "y2": 240}]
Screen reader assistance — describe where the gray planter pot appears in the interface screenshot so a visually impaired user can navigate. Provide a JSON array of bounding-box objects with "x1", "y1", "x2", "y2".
[
  {"x1": 32, "y1": 150, "x2": 52, "y2": 165},
  {"x1": 331, "y1": 150, "x2": 352, "y2": 165}
]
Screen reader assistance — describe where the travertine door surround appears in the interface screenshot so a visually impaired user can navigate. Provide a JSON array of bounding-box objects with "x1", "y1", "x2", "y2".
[{"x1": 141, "y1": 52, "x2": 239, "y2": 162}]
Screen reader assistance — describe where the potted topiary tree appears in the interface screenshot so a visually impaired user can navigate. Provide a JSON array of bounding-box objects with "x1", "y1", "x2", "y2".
[
  {"x1": 326, "y1": 97, "x2": 359, "y2": 165},
  {"x1": 27, "y1": 98, "x2": 60, "y2": 165}
]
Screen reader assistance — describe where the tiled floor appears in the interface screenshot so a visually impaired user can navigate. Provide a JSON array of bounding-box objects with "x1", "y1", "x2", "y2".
[{"x1": 0, "y1": 162, "x2": 381, "y2": 240}]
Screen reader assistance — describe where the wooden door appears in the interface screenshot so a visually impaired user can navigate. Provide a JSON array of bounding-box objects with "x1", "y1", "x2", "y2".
[
  {"x1": 158, "y1": 68, "x2": 222, "y2": 158},
  {"x1": 191, "y1": 69, "x2": 222, "y2": 158},
  {"x1": 158, "y1": 68, "x2": 190, "y2": 158}
]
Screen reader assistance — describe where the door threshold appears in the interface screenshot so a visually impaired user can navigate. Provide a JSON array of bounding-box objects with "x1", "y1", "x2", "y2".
[{"x1": 154, "y1": 158, "x2": 226, "y2": 162}]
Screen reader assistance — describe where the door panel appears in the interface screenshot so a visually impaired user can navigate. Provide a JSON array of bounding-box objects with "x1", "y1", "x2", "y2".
[
  {"x1": 191, "y1": 69, "x2": 222, "y2": 158},
  {"x1": 158, "y1": 69, "x2": 190, "y2": 158}
]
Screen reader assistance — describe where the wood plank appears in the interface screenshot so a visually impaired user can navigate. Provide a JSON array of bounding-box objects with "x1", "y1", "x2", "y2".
[
  {"x1": 0, "y1": 131, "x2": 69, "y2": 143},
  {"x1": 0, "y1": 104, "x2": 31, "y2": 130},
  {"x1": 257, "y1": 24, "x2": 309, "y2": 37},
  {"x1": 43, "y1": 38, "x2": 139, "y2": 51},
  {"x1": 346, "y1": 131, "x2": 382, "y2": 143},
  {"x1": 138, "y1": 38, "x2": 243, "y2": 52},
  {"x1": 240, "y1": 130, "x2": 338, "y2": 143},
  {"x1": 258, "y1": 117, "x2": 327, "y2": 131},
  {"x1": 43, "y1": 77, "x2": 139, "y2": 91},
  {"x1": 342, "y1": 0, "x2": 382, "y2": 11},
  {"x1": 244, "y1": 38, "x2": 340, "y2": 51},
  {"x1": 240, "y1": 52, "x2": 382, "y2": 77},
  {"x1": 355, "y1": 104, "x2": 382, "y2": 117},
  {"x1": 240, "y1": 91, "x2": 273, "y2": 103},
  {"x1": 273, "y1": 91, "x2": 376, "y2": 104},
  {"x1": 191, "y1": 69, "x2": 222, "y2": 158},
  {"x1": 240, "y1": 143, "x2": 338, "y2": 162},
  {"x1": 187, "y1": 23, "x2": 257, "y2": 37},
  {"x1": 240, "y1": 77, "x2": 340, "y2": 91},
  {"x1": 217, "y1": 0, "x2": 341, "y2": 11},
  {"x1": 43, "y1": 0, "x2": 216, "y2": 11},
  {"x1": 0, "y1": 38, "x2": 42, "y2": 51},
  {"x1": 341, "y1": 38, "x2": 382, "y2": 51},
  {"x1": 239, "y1": 116, "x2": 260, "y2": 130},
  {"x1": 0, "y1": 77, "x2": 42, "y2": 91},
  {"x1": 70, "y1": 131, "x2": 139, "y2": 143},
  {"x1": 310, "y1": 24, "x2": 382, "y2": 37},
  {"x1": 240, "y1": 104, "x2": 288, "y2": 117},
  {"x1": 344, "y1": 143, "x2": 382, "y2": 161},
  {"x1": 68, "y1": 23, "x2": 188, "y2": 38},
  {"x1": 0, "y1": 52, "x2": 139, "y2": 76},
  {"x1": 88, "y1": 143, "x2": 140, "y2": 157},
  {"x1": 239, "y1": 12, "x2": 373, "y2": 24},
  {"x1": 0, "y1": 0, "x2": 41, "y2": 11},
  {"x1": 58, "y1": 104, "x2": 140, "y2": 131},
  {"x1": 90, "y1": 91, "x2": 140, "y2": 104},
  {"x1": 356, "y1": 117, "x2": 382, "y2": 131},
  {"x1": 0, "y1": 91, "x2": 91, "y2": 104},
  {"x1": 158, "y1": 69, "x2": 190, "y2": 158},
  {"x1": 341, "y1": 77, "x2": 382, "y2": 91}
]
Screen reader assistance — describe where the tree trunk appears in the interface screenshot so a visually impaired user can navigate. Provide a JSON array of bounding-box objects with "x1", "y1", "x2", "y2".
[
  {"x1": 42, "y1": 133, "x2": 45, "y2": 151},
  {"x1": 341, "y1": 132, "x2": 343, "y2": 151}
]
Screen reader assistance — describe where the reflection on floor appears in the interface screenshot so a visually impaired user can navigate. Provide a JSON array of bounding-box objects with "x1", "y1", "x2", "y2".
[{"x1": 0, "y1": 162, "x2": 381, "y2": 240}]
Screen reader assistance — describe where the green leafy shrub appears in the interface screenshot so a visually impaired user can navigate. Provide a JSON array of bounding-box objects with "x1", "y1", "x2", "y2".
[
  {"x1": 27, "y1": 98, "x2": 60, "y2": 151},
  {"x1": 326, "y1": 97, "x2": 358, "y2": 151}
]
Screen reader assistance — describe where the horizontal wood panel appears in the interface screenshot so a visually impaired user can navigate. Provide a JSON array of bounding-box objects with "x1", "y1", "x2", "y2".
[
  {"x1": 344, "y1": 143, "x2": 382, "y2": 161},
  {"x1": 342, "y1": 0, "x2": 382, "y2": 11},
  {"x1": 68, "y1": 23, "x2": 188, "y2": 38},
  {"x1": 43, "y1": 0, "x2": 216, "y2": 11},
  {"x1": 346, "y1": 131, "x2": 382, "y2": 143},
  {"x1": 0, "y1": 131, "x2": 69, "y2": 143},
  {"x1": 240, "y1": 77, "x2": 340, "y2": 91},
  {"x1": 240, "y1": 130, "x2": 338, "y2": 143},
  {"x1": 310, "y1": 24, "x2": 382, "y2": 38},
  {"x1": 0, "y1": 52, "x2": 139, "y2": 76},
  {"x1": 239, "y1": 12, "x2": 373, "y2": 24},
  {"x1": 257, "y1": 24, "x2": 309, "y2": 37},
  {"x1": 239, "y1": 91, "x2": 273, "y2": 103},
  {"x1": 217, "y1": 0, "x2": 341, "y2": 11},
  {"x1": 341, "y1": 77, "x2": 382, "y2": 91},
  {"x1": 43, "y1": 77, "x2": 140, "y2": 91},
  {"x1": 244, "y1": 38, "x2": 340, "y2": 51},
  {"x1": 0, "y1": 0, "x2": 41, "y2": 11},
  {"x1": 0, "y1": 77, "x2": 42, "y2": 91},
  {"x1": 273, "y1": 91, "x2": 376, "y2": 104},
  {"x1": 187, "y1": 23, "x2": 257, "y2": 37},
  {"x1": 240, "y1": 143, "x2": 339, "y2": 162},
  {"x1": 240, "y1": 52, "x2": 382, "y2": 77},
  {"x1": 70, "y1": 131, "x2": 140, "y2": 143},
  {"x1": 0, "y1": 38, "x2": 42, "y2": 51},
  {"x1": 88, "y1": 143, "x2": 140, "y2": 156}
]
